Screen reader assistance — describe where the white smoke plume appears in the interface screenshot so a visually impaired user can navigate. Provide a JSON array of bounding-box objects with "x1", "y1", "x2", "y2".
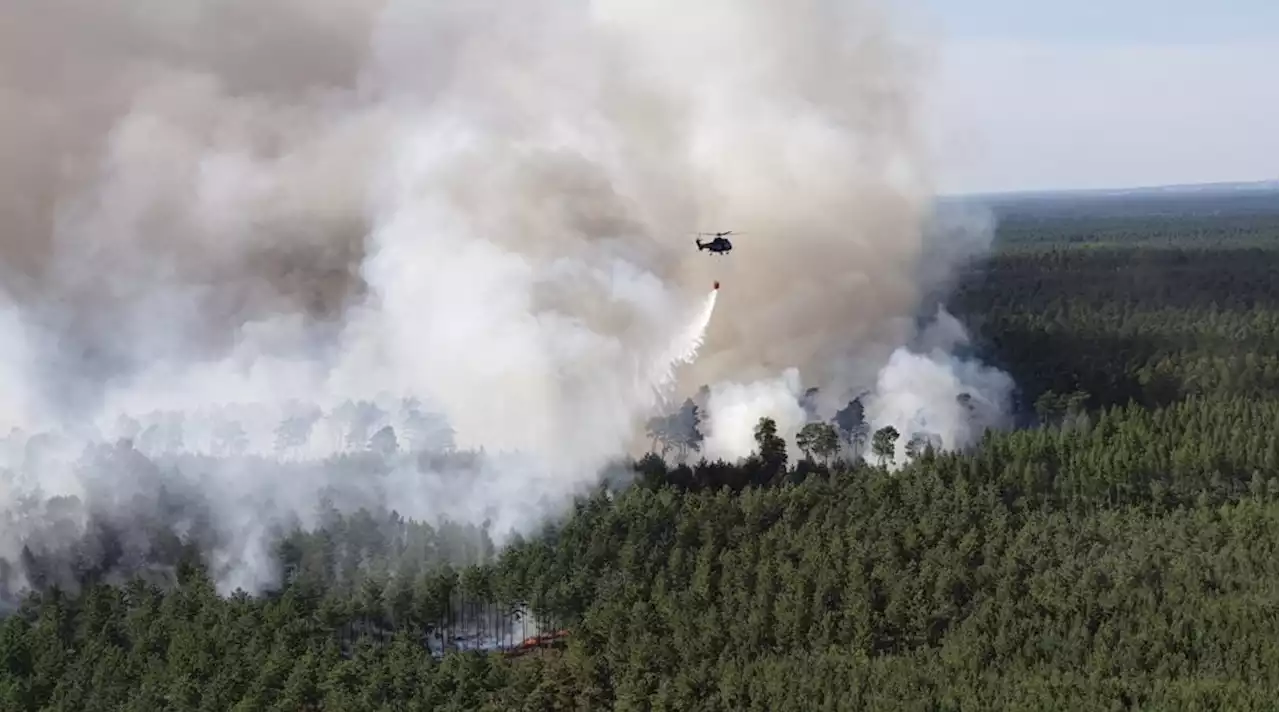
[
  {"x1": 700, "y1": 300, "x2": 1012, "y2": 466},
  {"x1": 702, "y1": 368, "x2": 809, "y2": 462},
  {"x1": 0, "y1": 0, "x2": 1009, "y2": 595},
  {"x1": 861, "y1": 306, "x2": 1014, "y2": 466}
]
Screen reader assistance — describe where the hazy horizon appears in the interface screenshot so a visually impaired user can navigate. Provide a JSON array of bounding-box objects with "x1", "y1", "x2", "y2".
[
  {"x1": 939, "y1": 178, "x2": 1279, "y2": 200},
  {"x1": 910, "y1": 0, "x2": 1278, "y2": 195}
]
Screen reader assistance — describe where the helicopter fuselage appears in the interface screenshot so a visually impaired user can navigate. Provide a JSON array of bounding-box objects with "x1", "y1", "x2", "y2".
[{"x1": 696, "y1": 238, "x2": 732, "y2": 254}]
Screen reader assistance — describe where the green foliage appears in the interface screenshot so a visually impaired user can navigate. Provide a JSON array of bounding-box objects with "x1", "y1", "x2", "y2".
[
  {"x1": 754, "y1": 417, "x2": 788, "y2": 475},
  {"x1": 871, "y1": 426, "x2": 899, "y2": 467},
  {"x1": 795, "y1": 422, "x2": 839, "y2": 464}
]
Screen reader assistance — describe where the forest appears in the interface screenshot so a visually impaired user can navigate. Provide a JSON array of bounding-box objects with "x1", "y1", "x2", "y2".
[{"x1": 0, "y1": 187, "x2": 1275, "y2": 711}]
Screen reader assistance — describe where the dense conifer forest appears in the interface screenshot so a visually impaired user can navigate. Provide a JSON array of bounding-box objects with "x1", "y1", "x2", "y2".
[{"x1": 1, "y1": 188, "x2": 1275, "y2": 710}]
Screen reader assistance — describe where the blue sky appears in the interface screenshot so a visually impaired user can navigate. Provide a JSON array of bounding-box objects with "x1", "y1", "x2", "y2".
[
  {"x1": 919, "y1": 0, "x2": 1276, "y2": 45},
  {"x1": 906, "y1": 0, "x2": 1277, "y2": 193}
]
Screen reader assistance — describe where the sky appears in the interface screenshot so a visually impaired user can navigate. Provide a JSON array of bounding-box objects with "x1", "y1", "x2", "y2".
[{"x1": 906, "y1": 0, "x2": 1278, "y2": 194}]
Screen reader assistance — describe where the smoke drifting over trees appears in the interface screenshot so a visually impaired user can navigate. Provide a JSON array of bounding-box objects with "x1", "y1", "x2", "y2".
[{"x1": 0, "y1": 0, "x2": 1010, "y2": 597}]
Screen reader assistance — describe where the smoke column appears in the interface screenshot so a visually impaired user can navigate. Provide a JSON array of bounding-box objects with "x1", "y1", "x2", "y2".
[
  {"x1": 0, "y1": 0, "x2": 1008, "y2": 593},
  {"x1": 860, "y1": 305, "x2": 1014, "y2": 466}
]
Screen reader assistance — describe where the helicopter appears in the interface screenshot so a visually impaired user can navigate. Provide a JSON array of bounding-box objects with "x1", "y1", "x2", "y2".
[{"x1": 694, "y1": 231, "x2": 739, "y2": 255}]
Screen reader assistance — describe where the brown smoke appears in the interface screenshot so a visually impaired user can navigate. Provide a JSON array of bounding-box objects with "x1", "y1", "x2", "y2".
[
  {"x1": 0, "y1": 0, "x2": 380, "y2": 381},
  {"x1": 0, "y1": 0, "x2": 961, "y2": 436}
]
